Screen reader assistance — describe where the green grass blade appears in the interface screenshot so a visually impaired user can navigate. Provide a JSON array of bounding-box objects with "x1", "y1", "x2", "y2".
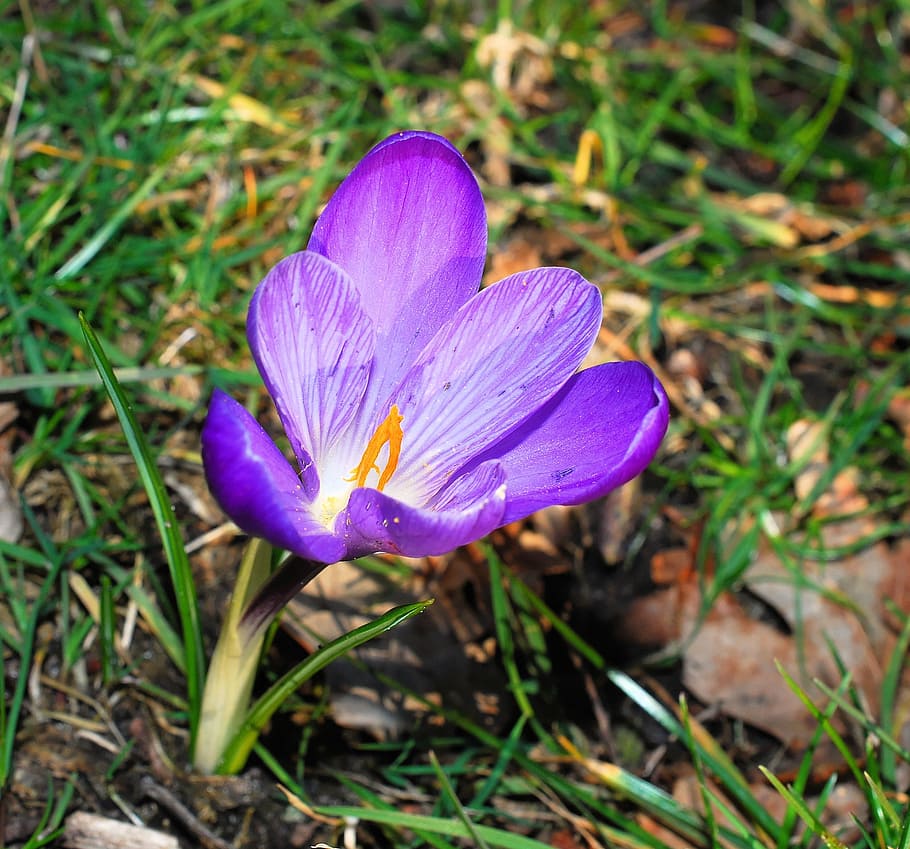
[
  {"x1": 486, "y1": 548, "x2": 535, "y2": 720},
  {"x1": 759, "y1": 767, "x2": 849, "y2": 849},
  {"x1": 311, "y1": 804, "x2": 558, "y2": 849},
  {"x1": 0, "y1": 559, "x2": 65, "y2": 789},
  {"x1": 55, "y1": 164, "x2": 170, "y2": 279},
  {"x1": 333, "y1": 775, "x2": 463, "y2": 849},
  {"x1": 897, "y1": 796, "x2": 910, "y2": 849},
  {"x1": 428, "y1": 750, "x2": 492, "y2": 849},
  {"x1": 126, "y1": 584, "x2": 187, "y2": 675},
  {"x1": 0, "y1": 365, "x2": 205, "y2": 394},
  {"x1": 863, "y1": 770, "x2": 900, "y2": 836},
  {"x1": 99, "y1": 574, "x2": 115, "y2": 685},
  {"x1": 775, "y1": 663, "x2": 865, "y2": 786},
  {"x1": 78, "y1": 312, "x2": 204, "y2": 750},
  {"x1": 607, "y1": 669, "x2": 780, "y2": 838},
  {"x1": 878, "y1": 604, "x2": 910, "y2": 786},
  {"x1": 217, "y1": 599, "x2": 434, "y2": 774},
  {"x1": 812, "y1": 679, "x2": 910, "y2": 763}
]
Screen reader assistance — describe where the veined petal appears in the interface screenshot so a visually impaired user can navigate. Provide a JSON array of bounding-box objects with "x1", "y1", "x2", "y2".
[
  {"x1": 475, "y1": 362, "x2": 669, "y2": 524},
  {"x1": 201, "y1": 390, "x2": 346, "y2": 564},
  {"x1": 248, "y1": 251, "x2": 374, "y2": 466},
  {"x1": 307, "y1": 132, "x2": 487, "y2": 446},
  {"x1": 339, "y1": 461, "x2": 507, "y2": 559},
  {"x1": 387, "y1": 267, "x2": 602, "y2": 502}
]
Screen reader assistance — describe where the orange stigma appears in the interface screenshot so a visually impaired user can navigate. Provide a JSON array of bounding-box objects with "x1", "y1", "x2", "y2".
[{"x1": 347, "y1": 405, "x2": 404, "y2": 491}]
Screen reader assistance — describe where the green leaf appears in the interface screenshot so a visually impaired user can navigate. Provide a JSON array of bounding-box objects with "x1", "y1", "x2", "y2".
[
  {"x1": 216, "y1": 599, "x2": 434, "y2": 774},
  {"x1": 311, "y1": 805, "x2": 556, "y2": 849},
  {"x1": 78, "y1": 312, "x2": 205, "y2": 751}
]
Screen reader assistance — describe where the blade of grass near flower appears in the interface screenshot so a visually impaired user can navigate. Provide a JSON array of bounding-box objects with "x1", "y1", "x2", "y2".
[
  {"x1": 486, "y1": 549, "x2": 537, "y2": 723},
  {"x1": 558, "y1": 734, "x2": 707, "y2": 846},
  {"x1": 878, "y1": 605, "x2": 910, "y2": 787},
  {"x1": 774, "y1": 663, "x2": 865, "y2": 786},
  {"x1": 812, "y1": 679, "x2": 910, "y2": 763},
  {"x1": 895, "y1": 790, "x2": 910, "y2": 849},
  {"x1": 79, "y1": 313, "x2": 204, "y2": 748},
  {"x1": 313, "y1": 804, "x2": 559, "y2": 849},
  {"x1": 679, "y1": 697, "x2": 720, "y2": 845},
  {"x1": 678, "y1": 696, "x2": 761, "y2": 848},
  {"x1": 334, "y1": 775, "x2": 460, "y2": 849},
  {"x1": 775, "y1": 699, "x2": 840, "y2": 849},
  {"x1": 216, "y1": 599, "x2": 434, "y2": 774},
  {"x1": 861, "y1": 773, "x2": 899, "y2": 847},
  {"x1": 508, "y1": 571, "x2": 777, "y2": 840},
  {"x1": 429, "y1": 750, "x2": 492, "y2": 849},
  {"x1": 759, "y1": 768, "x2": 849, "y2": 849},
  {"x1": 607, "y1": 669, "x2": 780, "y2": 840}
]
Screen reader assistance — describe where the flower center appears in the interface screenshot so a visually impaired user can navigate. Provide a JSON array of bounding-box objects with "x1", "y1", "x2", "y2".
[{"x1": 346, "y1": 405, "x2": 403, "y2": 492}]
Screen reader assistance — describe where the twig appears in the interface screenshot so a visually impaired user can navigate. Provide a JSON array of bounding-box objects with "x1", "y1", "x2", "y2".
[{"x1": 140, "y1": 777, "x2": 234, "y2": 849}]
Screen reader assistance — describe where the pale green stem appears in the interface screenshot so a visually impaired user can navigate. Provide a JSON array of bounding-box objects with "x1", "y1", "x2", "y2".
[{"x1": 193, "y1": 537, "x2": 273, "y2": 775}]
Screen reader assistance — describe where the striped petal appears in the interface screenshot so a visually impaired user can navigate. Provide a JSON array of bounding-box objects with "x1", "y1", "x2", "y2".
[
  {"x1": 384, "y1": 267, "x2": 602, "y2": 504},
  {"x1": 248, "y1": 251, "x2": 374, "y2": 467},
  {"x1": 307, "y1": 132, "x2": 487, "y2": 452}
]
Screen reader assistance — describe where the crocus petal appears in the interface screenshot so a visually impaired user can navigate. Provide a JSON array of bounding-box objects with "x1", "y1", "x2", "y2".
[
  {"x1": 386, "y1": 267, "x2": 602, "y2": 503},
  {"x1": 307, "y1": 132, "x2": 487, "y2": 447},
  {"x1": 340, "y1": 461, "x2": 507, "y2": 559},
  {"x1": 201, "y1": 389, "x2": 346, "y2": 564},
  {"x1": 473, "y1": 362, "x2": 669, "y2": 524},
  {"x1": 248, "y1": 251, "x2": 374, "y2": 467}
]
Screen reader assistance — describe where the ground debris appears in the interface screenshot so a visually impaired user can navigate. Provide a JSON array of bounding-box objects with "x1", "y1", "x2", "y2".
[
  {"x1": 617, "y1": 415, "x2": 910, "y2": 752},
  {"x1": 63, "y1": 811, "x2": 178, "y2": 849}
]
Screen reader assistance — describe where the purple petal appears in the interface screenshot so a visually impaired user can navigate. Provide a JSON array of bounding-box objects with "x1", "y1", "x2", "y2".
[
  {"x1": 339, "y1": 461, "x2": 507, "y2": 558},
  {"x1": 201, "y1": 389, "x2": 346, "y2": 563},
  {"x1": 307, "y1": 132, "x2": 487, "y2": 446},
  {"x1": 472, "y1": 362, "x2": 669, "y2": 524},
  {"x1": 248, "y1": 251, "x2": 374, "y2": 467},
  {"x1": 386, "y1": 267, "x2": 602, "y2": 502}
]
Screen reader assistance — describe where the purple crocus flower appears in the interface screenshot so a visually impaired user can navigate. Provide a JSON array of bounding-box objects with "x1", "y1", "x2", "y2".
[{"x1": 202, "y1": 131, "x2": 668, "y2": 565}]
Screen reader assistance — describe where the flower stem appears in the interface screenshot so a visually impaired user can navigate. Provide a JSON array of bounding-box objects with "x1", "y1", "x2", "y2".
[{"x1": 193, "y1": 537, "x2": 273, "y2": 775}]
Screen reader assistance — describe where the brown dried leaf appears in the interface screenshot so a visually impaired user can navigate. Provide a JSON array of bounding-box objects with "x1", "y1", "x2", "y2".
[
  {"x1": 486, "y1": 235, "x2": 543, "y2": 282},
  {"x1": 635, "y1": 813, "x2": 699, "y2": 849},
  {"x1": 887, "y1": 386, "x2": 910, "y2": 451},
  {"x1": 619, "y1": 507, "x2": 904, "y2": 746},
  {"x1": 682, "y1": 592, "x2": 822, "y2": 745},
  {"x1": 649, "y1": 547, "x2": 691, "y2": 585},
  {"x1": 786, "y1": 418, "x2": 829, "y2": 502}
]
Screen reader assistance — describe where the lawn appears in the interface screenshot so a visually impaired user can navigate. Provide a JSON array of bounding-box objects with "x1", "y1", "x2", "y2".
[{"x1": 2, "y1": 1, "x2": 910, "y2": 847}]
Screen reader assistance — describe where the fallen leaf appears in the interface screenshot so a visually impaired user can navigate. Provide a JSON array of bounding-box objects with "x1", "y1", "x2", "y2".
[{"x1": 617, "y1": 417, "x2": 908, "y2": 748}]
